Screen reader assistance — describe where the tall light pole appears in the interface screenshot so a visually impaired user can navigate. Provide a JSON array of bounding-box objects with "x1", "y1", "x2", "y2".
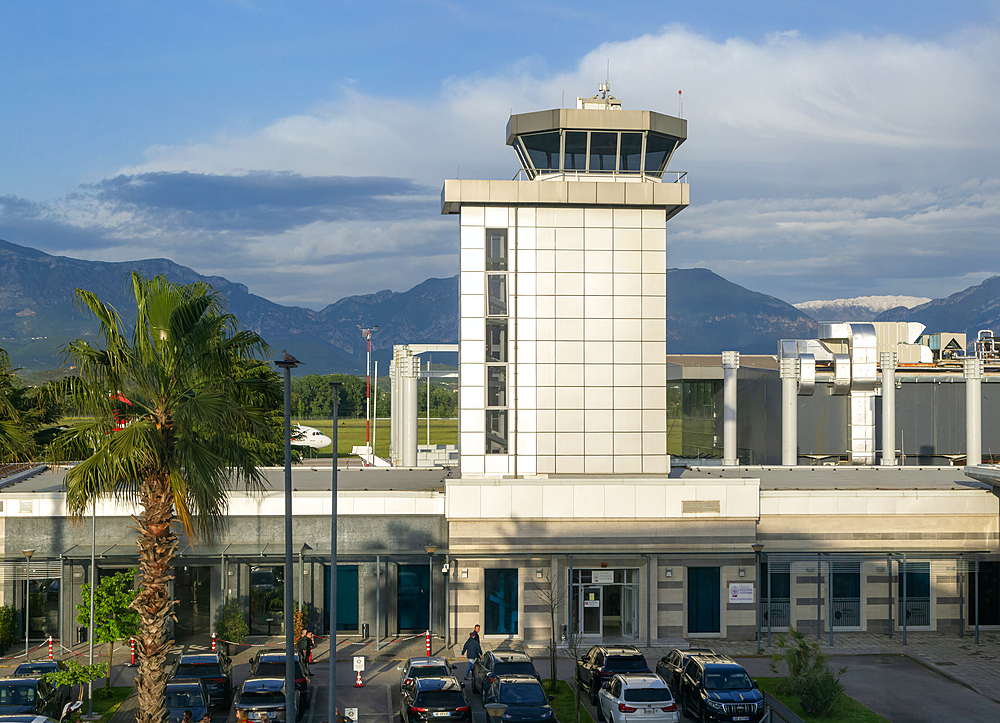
[
  {"x1": 275, "y1": 353, "x2": 300, "y2": 723},
  {"x1": 752, "y1": 543, "x2": 764, "y2": 649},
  {"x1": 425, "y1": 545, "x2": 437, "y2": 643},
  {"x1": 328, "y1": 381, "x2": 341, "y2": 723},
  {"x1": 22, "y1": 549, "x2": 34, "y2": 659},
  {"x1": 357, "y1": 326, "x2": 378, "y2": 465}
]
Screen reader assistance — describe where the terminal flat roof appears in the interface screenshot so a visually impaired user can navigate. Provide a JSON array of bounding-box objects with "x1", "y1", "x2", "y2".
[{"x1": 0, "y1": 464, "x2": 451, "y2": 495}]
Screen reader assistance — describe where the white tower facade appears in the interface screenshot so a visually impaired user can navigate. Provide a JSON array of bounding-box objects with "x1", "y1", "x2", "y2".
[{"x1": 443, "y1": 90, "x2": 689, "y2": 478}]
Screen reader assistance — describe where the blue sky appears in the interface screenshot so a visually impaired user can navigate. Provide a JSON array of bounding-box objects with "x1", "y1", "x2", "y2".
[{"x1": 2, "y1": 1, "x2": 1000, "y2": 308}]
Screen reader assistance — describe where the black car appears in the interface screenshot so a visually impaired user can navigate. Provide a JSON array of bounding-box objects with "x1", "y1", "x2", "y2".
[
  {"x1": 11, "y1": 663, "x2": 66, "y2": 679},
  {"x1": 679, "y1": 655, "x2": 765, "y2": 723},
  {"x1": 248, "y1": 650, "x2": 309, "y2": 708},
  {"x1": 233, "y1": 677, "x2": 300, "y2": 723},
  {"x1": 164, "y1": 679, "x2": 210, "y2": 723},
  {"x1": 400, "y1": 677, "x2": 470, "y2": 723},
  {"x1": 0, "y1": 677, "x2": 69, "y2": 719},
  {"x1": 471, "y1": 651, "x2": 540, "y2": 694},
  {"x1": 575, "y1": 646, "x2": 651, "y2": 704},
  {"x1": 482, "y1": 675, "x2": 555, "y2": 723},
  {"x1": 654, "y1": 647, "x2": 716, "y2": 695},
  {"x1": 171, "y1": 653, "x2": 233, "y2": 707}
]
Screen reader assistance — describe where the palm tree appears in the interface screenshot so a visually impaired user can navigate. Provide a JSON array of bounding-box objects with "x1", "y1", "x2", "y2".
[{"x1": 60, "y1": 272, "x2": 280, "y2": 723}]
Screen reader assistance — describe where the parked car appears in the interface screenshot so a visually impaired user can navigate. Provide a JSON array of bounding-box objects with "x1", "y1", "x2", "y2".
[
  {"x1": 248, "y1": 649, "x2": 309, "y2": 708},
  {"x1": 0, "y1": 715, "x2": 60, "y2": 723},
  {"x1": 471, "y1": 650, "x2": 539, "y2": 693},
  {"x1": 163, "y1": 679, "x2": 210, "y2": 723},
  {"x1": 396, "y1": 657, "x2": 455, "y2": 687},
  {"x1": 576, "y1": 646, "x2": 651, "y2": 704},
  {"x1": 233, "y1": 677, "x2": 300, "y2": 722},
  {"x1": 481, "y1": 674, "x2": 555, "y2": 722},
  {"x1": 0, "y1": 677, "x2": 69, "y2": 719},
  {"x1": 399, "y1": 676, "x2": 470, "y2": 723},
  {"x1": 678, "y1": 655, "x2": 765, "y2": 723},
  {"x1": 653, "y1": 647, "x2": 716, "y2": 695},
  {"x1": 171, "y1": 652, "x2": 233, "y2": 707},
  {"x1": 596, "y1": 674, "x2": 678, "y2": 723},
  {"x1": 11, "y1": 663, "x2": 66, "y2": 679}
]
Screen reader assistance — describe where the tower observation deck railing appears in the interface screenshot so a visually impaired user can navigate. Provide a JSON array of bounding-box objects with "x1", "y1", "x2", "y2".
[{"x1": 510, "y1": 168, "x2": 688, "y2": 183}]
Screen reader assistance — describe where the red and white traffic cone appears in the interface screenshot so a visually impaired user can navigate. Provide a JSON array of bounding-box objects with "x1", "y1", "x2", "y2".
[
  {"x1": 47, "y1": 636, "x2": 53, "y2": 660},
  {"x1": 211, "y1": 633, "x2": 216, "y2": 652},
  {"x1": 354, "y1": 670, "x2": 364, "y2": 688},
  {"x1": 425, "y1": 630, "x2": 431, "y2": 657}
]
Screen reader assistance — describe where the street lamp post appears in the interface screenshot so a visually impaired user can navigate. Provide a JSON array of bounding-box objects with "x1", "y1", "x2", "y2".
[
  {"x1": 328, "y1": 381, "x2": 341, "y2": 723},
  {"x1": 751, "y1": 544, "x2": 764, "y2": 649},
  {"x1": 22, "y1": 549, "x2": 34, "y2": 659},
  {"x1": 357, "y1": 326, "x2": 379, "y2": 465},
  {"x1": 425, "y1": 545, "x2": 437, "y2": 642},
  {"x1": 275, "y1": 353, "x2": 300, "y2": 723}
]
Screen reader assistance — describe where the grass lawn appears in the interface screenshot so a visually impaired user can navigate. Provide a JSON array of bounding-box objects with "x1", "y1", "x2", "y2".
[
  {"x1": 756, "y1": 678, "x2": 891, "y2": 723},
  {"x1": 543, "y1": 680, "x2": 595, "y2": 723},
  {"x1": 88, "y1": 686, "x2": 134, "y2": 723},
  {"x1": 294, "y1": 417, "x2": 457, "y2": 459}
]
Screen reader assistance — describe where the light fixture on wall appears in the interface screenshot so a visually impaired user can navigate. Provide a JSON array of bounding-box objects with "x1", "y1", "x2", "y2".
[
  {"x1": 664, "y1": 568, "x2": 672, "y2": 578},
  {"x1": 462, "y1": 569, "x2": 469, "y2": 578},
  {"x1": 536, "y1": 569, "x2": 543, "y2": 578},
  {"x1": 739, "y1": 568, "x2": 746, "y2": 577}
]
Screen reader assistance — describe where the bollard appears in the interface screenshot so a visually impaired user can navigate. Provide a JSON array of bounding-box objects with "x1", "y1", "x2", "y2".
[
  {"x1": 425, "y1": 630, "x2": 430, "y2": 657},
  {"x1": 129, "y1": 637, "x2": 136, "y2": 667},
  {"x1": 211, "y1": 633, "x2": 216, "y2": 652},
  {"x1": 48, "y1": 636, "x2": 53, "y2": 660}
]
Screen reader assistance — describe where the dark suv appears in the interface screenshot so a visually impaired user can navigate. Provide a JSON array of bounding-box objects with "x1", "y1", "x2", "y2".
[
  {"x1": 248, "y1": 649, "x2": 309, "y2": 709},
  {"x1": 575, "y1": 645, "x2": 651, "y2": 704},
  {"x1": 679, "y1": 654, "x2": 764, "y2": 723},
  {"x1": 170, "y1": 652, "x2": 233, "y2": 706},
  {"x1": 471, "y1": 651, "x2": 540, "y2": 694}
]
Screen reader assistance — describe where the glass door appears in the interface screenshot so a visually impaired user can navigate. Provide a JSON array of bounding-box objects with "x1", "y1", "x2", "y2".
[
  {"x1": 581, "y1": 586, "x2": 602, "y2": 636},
  {"x1": 622, "y1": 585, "x2": 637, "y2": 637}
]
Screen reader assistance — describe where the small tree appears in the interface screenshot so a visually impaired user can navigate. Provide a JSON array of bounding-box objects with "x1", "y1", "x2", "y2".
[
  {"x1": 44, "y1": 660, "x2": 107, "y2": 702},
  {"x1": 529, "y1": 569, "x2": 588, "y2": 723},
  {"x1": 770, "y1": 627, "x2": 847, "y2": 718},
  {"x1": 76, "y1": 569, "x2": 139, "y2": 687}
]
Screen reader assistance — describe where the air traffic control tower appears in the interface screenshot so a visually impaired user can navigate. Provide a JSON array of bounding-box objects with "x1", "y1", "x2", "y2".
[{"x1": 442, "y1": 86, "x2": 689, "y2": 478}]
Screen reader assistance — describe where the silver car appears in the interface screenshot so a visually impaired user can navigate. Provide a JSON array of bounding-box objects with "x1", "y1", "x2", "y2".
[{"x1": 396, "y1": 657, "x2": 455, "y2": 687}]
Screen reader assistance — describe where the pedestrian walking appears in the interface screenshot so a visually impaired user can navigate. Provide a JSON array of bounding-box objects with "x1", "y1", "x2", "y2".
[
  {"x1": 472, "y1": 624, "x2": 481, "y2": 641},
  {"x1": 461, "y1": 631, "x2": 482, "y2": 680}
]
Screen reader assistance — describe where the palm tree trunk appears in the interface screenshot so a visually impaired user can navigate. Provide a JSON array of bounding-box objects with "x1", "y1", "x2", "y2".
[{"x1": 132, "y1": 474, "x2": 178, "y2": 723}]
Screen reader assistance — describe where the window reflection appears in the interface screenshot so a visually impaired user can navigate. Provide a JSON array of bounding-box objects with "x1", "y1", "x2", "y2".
[
  {"x1": 589, "y1": 132, "x2": 618, "y2": 172},
  {"x1": 620, "y1": 133, "x2": 643, "y2": 172},
  {"x1": 520, "y1": 132, "x2": 560, "y2": 172},
  {"x1": 565, "y1": 131, "x2": 587, "y2": 171},
  {"x1": 644, "y1": 133, "x2": 677, "y2": 178},
  {"x1": 487, "y1": 366, "x2": 507, "y2": 407},
  {"x1": 486, "y1": 410, "x2": 508, "y2": 454},
  {"x1": 487, "y1": 274, "x2": 507, "y2": 316},
  {"x1": 486, "y1": 320, "x2": 508, "y2": 362},
  {"x1": 487, "y1": 229, "x2": 507, "y2": 271}
]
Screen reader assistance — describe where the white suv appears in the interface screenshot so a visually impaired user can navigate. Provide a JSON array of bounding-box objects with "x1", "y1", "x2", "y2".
[{"x1": 597, "y1": 673, "x2": 679, "y2": 723}]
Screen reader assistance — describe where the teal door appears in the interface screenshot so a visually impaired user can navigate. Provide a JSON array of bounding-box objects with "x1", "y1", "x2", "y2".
[
  {"x1": 398, "y1": 564, "x2": 429, "y2": 632},
  {"x1": 323, "y1": 565, "x2": 359, "y2": 633},
  {"x1": 688, "y1": 567, "x2": 720, "y2": 634}
]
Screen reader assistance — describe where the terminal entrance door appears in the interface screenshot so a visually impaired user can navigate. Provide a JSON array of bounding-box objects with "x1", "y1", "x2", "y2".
[
  {"x1": 175, "y1": 566, "x2": 211, "y2": 638},
  {"x1": 688, "y1": 567, "x2": 720, "y2": 634},
  {"x1": 571, "y1": 569, "x2": 639, "y2": 640}
]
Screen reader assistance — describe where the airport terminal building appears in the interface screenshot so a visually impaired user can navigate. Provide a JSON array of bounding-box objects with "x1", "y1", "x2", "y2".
[{"x1": 1, "y1": 89, "x2": 998, "y2": 650}]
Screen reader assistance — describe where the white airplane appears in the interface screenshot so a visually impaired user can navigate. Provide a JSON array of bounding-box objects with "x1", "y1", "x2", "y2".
[{"x1": 291, "y1": 424, "x2": 332, "y2": 449}]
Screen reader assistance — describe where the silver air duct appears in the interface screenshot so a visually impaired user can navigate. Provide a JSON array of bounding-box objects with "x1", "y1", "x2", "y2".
[
  {"x1": 965, "y1": 357, "x2": 984, "y2": 467},
  {"x1": 722, "y1": 351, "x2": 739, "y2": 465},
  {"x1": 880, "y1": 351, "x2": 897, "y2": 466}
]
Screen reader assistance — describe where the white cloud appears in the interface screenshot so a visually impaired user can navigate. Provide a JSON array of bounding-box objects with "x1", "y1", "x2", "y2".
[{"x1": 20, "y1": 24, "x2": 1000, "y2": 306}]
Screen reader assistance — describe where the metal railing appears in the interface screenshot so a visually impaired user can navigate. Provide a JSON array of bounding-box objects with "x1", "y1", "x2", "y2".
[
  {"x1": 831, "y1": 597, "x2": 861, "y2": 627},
  {"x1": 899, "y1": 597, "x2": 931, "y2": 627},
  {"x1": 510, "y1": 168, "x2": 688, "y2": 183},
  {"x1": 761, "y1": 599, "x2": 791, "y2": 628}
]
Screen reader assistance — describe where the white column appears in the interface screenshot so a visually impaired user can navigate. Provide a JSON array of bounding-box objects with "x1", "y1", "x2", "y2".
[
  {"x1": 780, "y1": 357, "x2": 800, "y2": 466},
  {"x1": 965, "y1": 357, "x2": 984, "y2": 467},
  {"x1": 722, "y1": 351, "x2": 740, "y2": 466},
  {"x1": 880, "y1": 351, "x2": 897, "y2": 466},
  {"x1": 401, "y1": 350, "x2": 420, "y2": 468}
]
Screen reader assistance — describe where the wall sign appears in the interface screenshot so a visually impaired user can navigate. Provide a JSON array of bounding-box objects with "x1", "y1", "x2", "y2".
[
  {"x1": 592, "y1": 570, "x2": 614, "y2": 584},
  {"x1": 729, "y1": 583, "x2": 755, "y2": 603}
]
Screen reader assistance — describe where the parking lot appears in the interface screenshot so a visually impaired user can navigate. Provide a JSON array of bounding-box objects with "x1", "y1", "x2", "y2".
[{"x1": 42, "y1": 635, "x2": 1000, "y2": 723}]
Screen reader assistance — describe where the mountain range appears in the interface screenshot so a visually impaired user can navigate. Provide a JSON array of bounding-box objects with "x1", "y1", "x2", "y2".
[{"x1": 2, "y1": 238, "x2": 998, "y2": 373}]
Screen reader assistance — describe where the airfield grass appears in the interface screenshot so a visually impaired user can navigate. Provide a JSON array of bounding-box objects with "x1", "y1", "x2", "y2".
[{"x1": 295, "y1": 417, "x2": 457, "y2": 458}]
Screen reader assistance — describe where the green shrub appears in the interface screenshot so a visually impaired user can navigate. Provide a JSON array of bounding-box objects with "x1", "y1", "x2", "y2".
[
  {"x1": 216, "y1": 601, "x2": 249, "y2": 644},
  {"x1": 0, "y1": 605, "x2": 17, "y2": 652},
  {"x1": 770, "y1": 627, "x2": 847, "y2": 718}
]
